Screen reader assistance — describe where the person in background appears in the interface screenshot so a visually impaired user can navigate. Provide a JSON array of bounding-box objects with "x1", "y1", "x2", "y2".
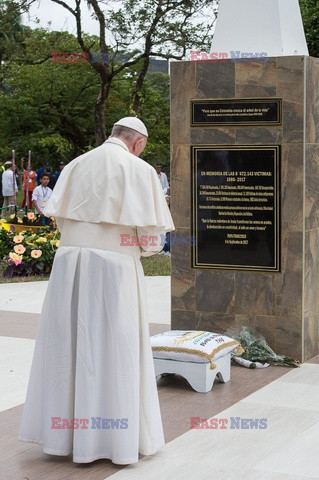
[
  {"x1": 1, "y1": 161, "x2": 17, "y2": 218},
  {"x1": 21, "y1": 161, "x2": 36, "y2": 210},
  {"x1": 36, "y1": 162, "x2": 50, "y2": 185},
  {"x1": 43, "y1": 165, "x2": 56, "y2": 190},
  {"x1": 0, "y1": 160, "x2": 4, "y2": 208},
  {"x1": 32, "y1": 173, "x2": 52, "y2": 225},
  {"x1": 55, "y1": 161, "x2": 66, "y2": 182},
  {"x1": 155, "y1": 164, "x2": 169, "y2": 190}
]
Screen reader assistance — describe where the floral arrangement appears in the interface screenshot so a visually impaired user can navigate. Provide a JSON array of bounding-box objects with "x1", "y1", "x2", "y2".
[
  {"x1": 225, "y1": 326, "x2": 300, "y2": 368},
  {"x1": 3, "y1": 211, "x2": 55, "y2": 228},
  {"x1": 0, "y1": 222, "x2": 60, "y2": 277}
]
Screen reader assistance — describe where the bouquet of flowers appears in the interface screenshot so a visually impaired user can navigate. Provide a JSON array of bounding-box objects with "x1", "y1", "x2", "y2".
[
  {"x1": 225, "y1": 326, "x2": 300, "y2": 368},
  {"x1": 0, "y1": 224, "x2": 60, "y2": 277}
]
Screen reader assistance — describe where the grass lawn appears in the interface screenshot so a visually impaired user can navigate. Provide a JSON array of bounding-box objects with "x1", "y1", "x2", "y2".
[{"x1": 0, "y1": 254, "x2": 171, "y2": 283}]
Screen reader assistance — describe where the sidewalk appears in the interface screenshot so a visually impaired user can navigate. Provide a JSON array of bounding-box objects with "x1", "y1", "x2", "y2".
[{"x1": 1, "y1": 279, "x2": 319, "y2": 480}]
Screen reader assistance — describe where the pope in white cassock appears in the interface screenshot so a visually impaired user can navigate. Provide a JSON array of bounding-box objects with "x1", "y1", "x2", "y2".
[{"x1": 19, "y1": 117, "x2": 175, "y2": 464}]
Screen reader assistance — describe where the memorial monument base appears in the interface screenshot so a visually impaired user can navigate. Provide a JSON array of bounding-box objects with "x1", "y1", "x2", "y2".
[{"x1": 171, "y1": 56, "x2": 319, "y2": 362}]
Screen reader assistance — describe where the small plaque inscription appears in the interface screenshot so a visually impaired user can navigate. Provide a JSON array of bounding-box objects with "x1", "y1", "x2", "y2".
[
  {"x1": 192, "y1": 145, "x2": 281, "y2": 271},
  {"x1": 191, "y1": 99, "x2": 282, "y2": 126}
]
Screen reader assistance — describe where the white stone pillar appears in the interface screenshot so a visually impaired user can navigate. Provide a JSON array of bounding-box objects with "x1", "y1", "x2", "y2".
[{"x1": 210, "y1": 0, "x2": 308, "y2": 58}]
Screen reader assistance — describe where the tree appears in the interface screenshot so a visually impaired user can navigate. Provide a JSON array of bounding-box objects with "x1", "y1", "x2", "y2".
[
  {"x1": 0, "y1": 0, "x2": 26, "y2": 91},
  {"x1": 299, "y1": 0, "x2": 319, "y2": 57},
  {"x1": 50, "y1": 0, "x2": 218, "y2": 145},
  {"x1": 0, "y1": 28, "x2": 99, "y2": 162},
  {"x1": 0, "y1": 26, "x2": 171, "y2": 167}
]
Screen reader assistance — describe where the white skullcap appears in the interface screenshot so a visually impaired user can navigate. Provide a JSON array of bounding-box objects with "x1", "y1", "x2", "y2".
[{"x1": 114, "y1": 117, "x2": 148, "y2": 137}]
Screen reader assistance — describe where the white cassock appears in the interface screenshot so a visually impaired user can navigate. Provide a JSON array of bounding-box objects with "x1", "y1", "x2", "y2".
[{"x1": 18, "y1": 137, "x2": 175, "y2": 464}]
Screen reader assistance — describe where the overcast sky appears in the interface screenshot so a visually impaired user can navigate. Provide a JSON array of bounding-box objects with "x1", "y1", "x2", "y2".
[
  {"x1": 22, "y1": 0, "x2": 215, "y2": 55},
  {"x1": 23, "y1": 0, "x2": 101, "y2": 36}
]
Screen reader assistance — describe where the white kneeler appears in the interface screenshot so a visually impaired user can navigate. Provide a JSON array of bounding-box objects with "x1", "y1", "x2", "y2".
[{"x1": 153, "y1": 353, "x2": 231, "y2": 393}]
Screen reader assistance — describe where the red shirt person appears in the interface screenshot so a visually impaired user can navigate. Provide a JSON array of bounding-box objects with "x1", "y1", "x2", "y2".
[{"x1": 22, "y1": 166, "x2": 36, "y2": 209}]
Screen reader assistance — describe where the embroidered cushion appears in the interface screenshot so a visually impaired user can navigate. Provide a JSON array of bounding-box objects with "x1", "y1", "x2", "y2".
[{"x1": 151, "y1": 330, "x2": 242, "y2": 369}]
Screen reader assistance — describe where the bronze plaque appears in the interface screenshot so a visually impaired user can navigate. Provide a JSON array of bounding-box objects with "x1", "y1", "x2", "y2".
[
  {"x1": 192, "y1": 145, "x2": 281, "y2": 271},
  {"x1": 191, "y1": 98, "x2": 282, "y2": 126}
]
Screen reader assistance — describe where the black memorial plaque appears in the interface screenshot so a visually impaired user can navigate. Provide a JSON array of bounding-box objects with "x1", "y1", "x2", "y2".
[
  {"x1": 191, "y1": 99, "x2": 282, "y2": 126},
  {"x1": 192, "y1": 145, "x2": 281, "y2": 271}
]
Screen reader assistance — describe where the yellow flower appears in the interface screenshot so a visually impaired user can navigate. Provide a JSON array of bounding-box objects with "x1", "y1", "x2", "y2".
[
  {"x1": 36, "y1": 237, "x2": 47, "y2": 243},
  {"x1": 26, "y1": 241, "x2": 36, "y2": 247},
  {"x1": 10, "y1": 214, "x2": 15, "y2": 219},
  {"x1": 14, "y1": 244, "x2": 26, "y2": 254},
  {"x1": 31, "y1": 249, "x2": 42, "y2": 258},
  {"x1": 18, "y1": 218, "x2": 23, "y2": 223},
  {"x1": 13, "y1": 235, "x2": 24, "y2": 243},
  {"x1": 50, "y1": 239, "x2": 60, "y2": 247},
  {"x1": 9, "y1": 252, "x2": 22, "y2": 266},
  {"x1": 27, "y1": 212, "x2": 35, "y2": 220}
]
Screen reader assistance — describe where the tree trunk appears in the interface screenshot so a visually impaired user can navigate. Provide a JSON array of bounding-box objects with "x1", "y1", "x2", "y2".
[
  {"x1": 132, "y1": 57, "x2": 150, "y2": 116},
  {"x1": 94, "y1": 69, "x2": 111, "y2": 146}
]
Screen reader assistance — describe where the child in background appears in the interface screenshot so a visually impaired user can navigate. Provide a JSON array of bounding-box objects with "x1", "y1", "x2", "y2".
[{"x1": 32, "y1": 173, "x2": 52, "y2": 226}]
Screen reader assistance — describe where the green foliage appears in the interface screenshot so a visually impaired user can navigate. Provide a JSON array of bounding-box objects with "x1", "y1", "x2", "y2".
[
  {"x1": 300, "y1": 0, "x2": 319, "y2": 57},
  {"x1": 0, "y1": 28, "x2": 99, "y2": 166},
  {"x1": 0, "y1": 1, "x2": 218, "y2": 171},
  {"x1": 0, "y1": 26, "x2": 171, "y2": 169},
  {"x1": 0, "y1": 224, "x2": 60, "y2": 277}
]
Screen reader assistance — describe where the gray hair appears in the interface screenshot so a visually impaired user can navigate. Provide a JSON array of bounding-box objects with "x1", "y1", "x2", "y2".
[{"x1": 111, "y1": 125, "x2": 145, "y2": 143}]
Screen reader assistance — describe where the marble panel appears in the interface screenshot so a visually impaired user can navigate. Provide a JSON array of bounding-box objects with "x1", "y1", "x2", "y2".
[
  {"x1": 304, "y1": 314, "x2": 319, "y2": 362},
  {"x1": 170, "y1": 144, "x2": 191, "y2": 228},
  {"x1": 305, "y1": 144, "x2": 319, "y2": 231},
  {"x1": 275, "y1": 317, "x2": 302, "y2": 361},
  {"x1": 305, "y1": 56, "x2": 319, "y2": 145},
  {"x1": 234, "y1": 272, "x2": 275, "y2": 316},
  {"x1": 171, "y1": 310, "x2": 196, "y2": 330},
  {"x1": 171, "y1": 228, "x2": 195, "y2": 312},
  {"x1": 195, "y1": 61, "x2": 235, "y2": 99},
  {"x1": 277, "y1": 56, "x2": 304, "y2": 104},
  {"x1": 304, "y1": 230, "x2": 319, "y2": 318},
  {"x1": 280, "y1": 144, "x2": 303, "y2": 232},
  {"x1": 195, "y1": 312, "x2": 236, "y2": 334},
  {"x1": 196, "y1": 270, "x2": 235, "y2": 313},
  {"x1": 235, "y1": 58, "x2": 277, "y2": 97},
  {"x1": 190, "y1": 128, "x2": 236, "y2": 145},
  {"x1": 274, "y1": 231, "x2": 303, "y2": 318},
  {"x1": 282, "y1": 100, "x2": 304, "y2": 144},
  {"x1": 170, "y1": 61, "x2": 195, "y2": 145},
  {"x1": 235, "y1": 127, "x2": 282, "y2": 145}
]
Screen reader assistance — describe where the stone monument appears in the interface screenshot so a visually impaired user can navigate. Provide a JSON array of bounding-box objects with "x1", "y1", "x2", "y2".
[{"x1": 170, "y1": 0, "x2": 319, "y2": 362}]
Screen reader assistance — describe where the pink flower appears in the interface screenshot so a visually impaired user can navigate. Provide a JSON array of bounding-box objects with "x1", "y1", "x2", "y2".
[
  {"x1": 9, "y1": 252, "x2": 22, "y2": 266},
  {"x1": 14, "y1": 244, "x2": 26, "y2": 254},
  {"x1": 27, "y1": 212, "x2": 35, "y2": 220},
  {"x1": 13, "y1": 235, "x2": 24, "y2": 243},
  {"x1": 31, "y1": 249, "x2": 42, "y2": 258}
]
